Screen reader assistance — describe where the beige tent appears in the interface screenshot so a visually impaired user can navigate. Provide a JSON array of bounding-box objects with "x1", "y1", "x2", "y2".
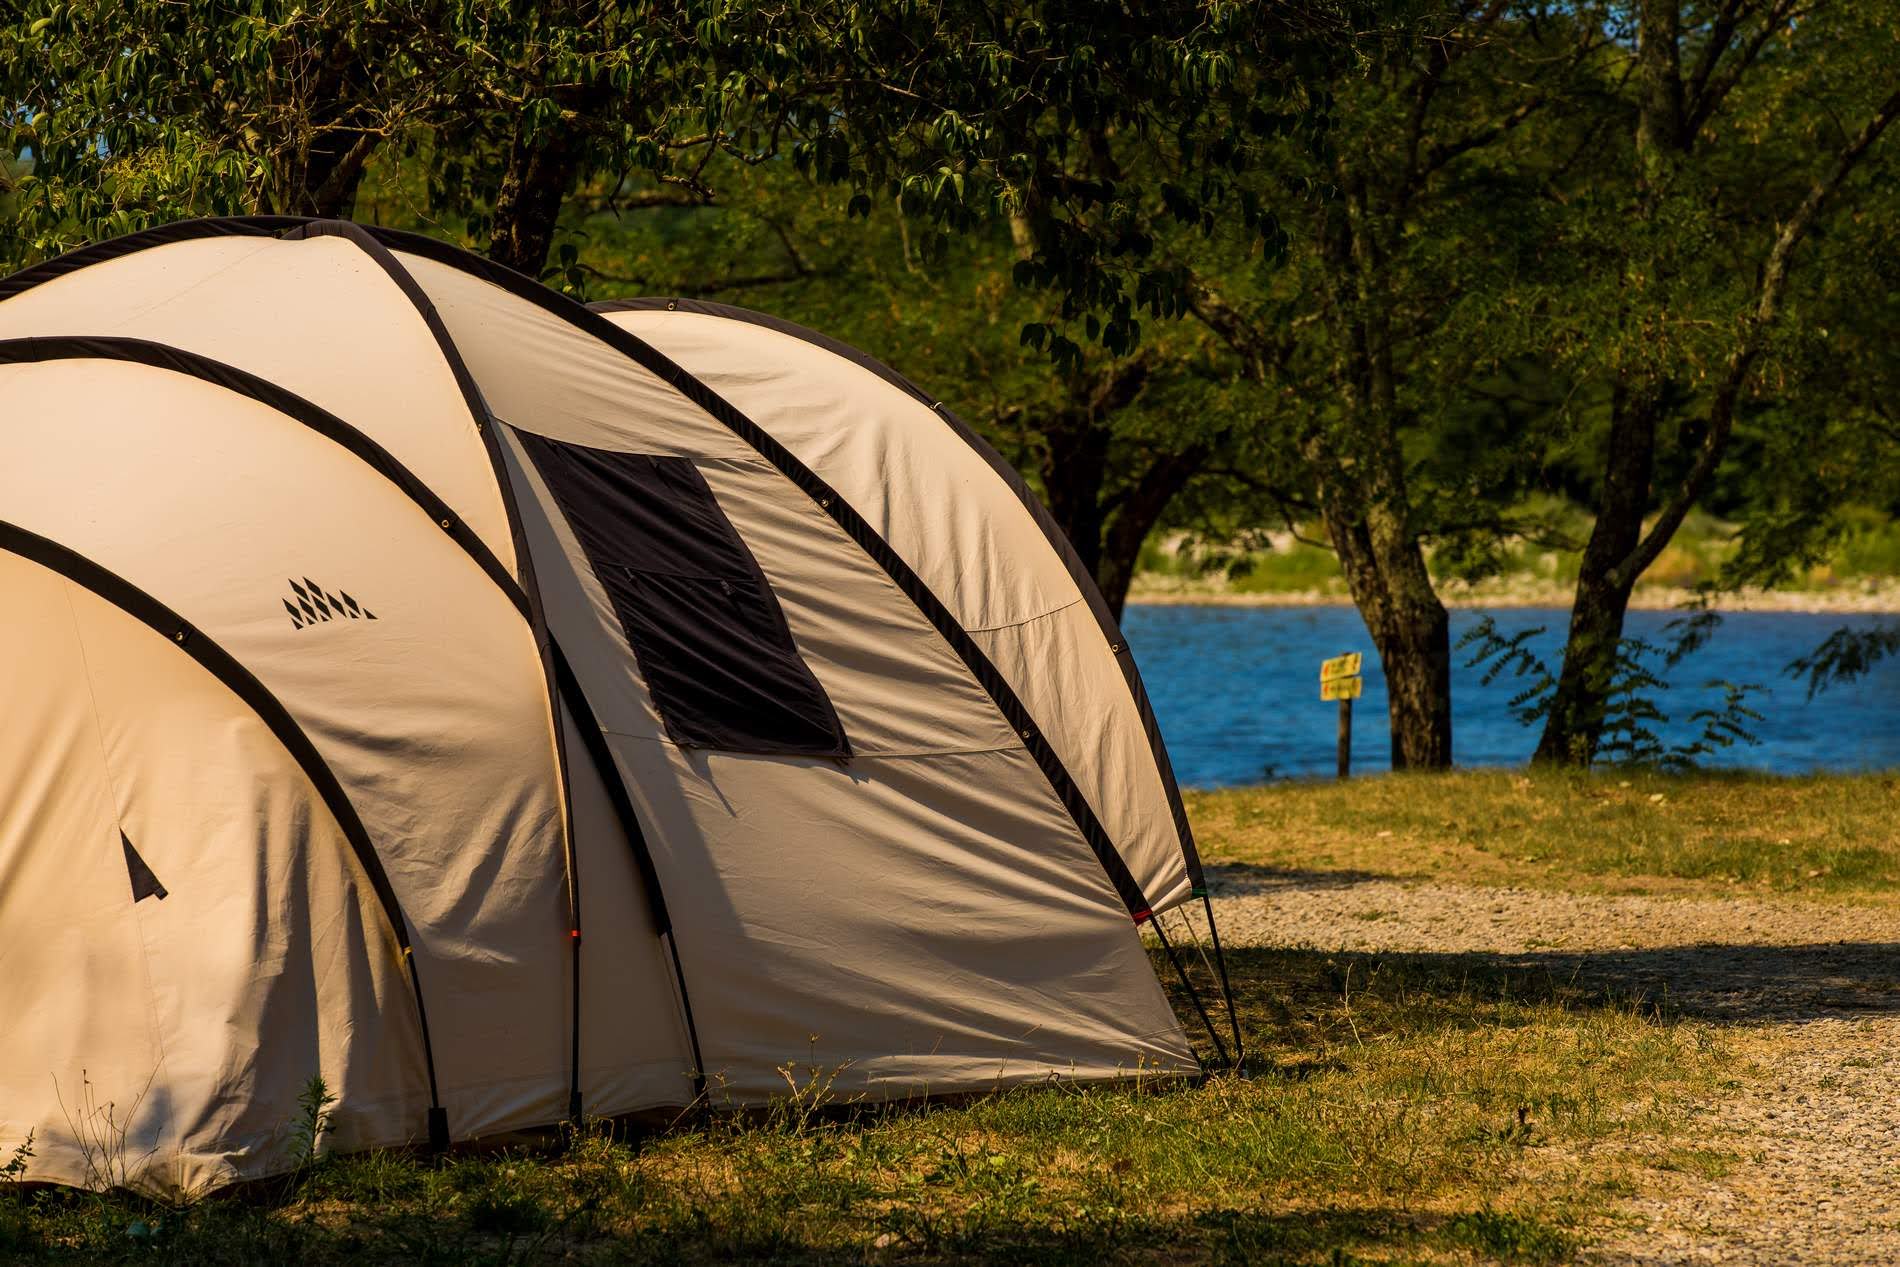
[{"x1": 0, "y1": 218, "x2": 1236, "y2": 1197}]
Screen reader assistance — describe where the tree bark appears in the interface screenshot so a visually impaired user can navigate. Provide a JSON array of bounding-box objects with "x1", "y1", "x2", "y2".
[
  {"x1": 490, "y1": 122, "x2": 583, "y2": 277},
  {"x1": 1316, "y1": 171, "x2": 1455, "y2": 769},
  {"x1": 1533, "y1": 383, "x2": 1658, "y2": 763},
  {"x1": 1026, "y1": 356, "x2": 1211, "y2": 620},
  {"x1": 1094, "y1": 447, "x2": 1209, "y2": 618},
  {"x1": 1316, "y1": 470, "x2": 1453, "y2": 769},
  {"x1": 1534, "y1": 2, "x2": 1900, "y2": 764}
]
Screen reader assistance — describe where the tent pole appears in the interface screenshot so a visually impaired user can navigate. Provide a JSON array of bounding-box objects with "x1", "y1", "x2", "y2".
[
  {"x1": 1151, "y1": 917, "x2": 1230, "y2": 1069},
  {"x1": 1200, "y1": 891, "x2": 1244, "y2": 1071},
  {"x1": 405, "y1": 952, "x2": 450, "y2": 1152},
  {"x1": 662, "y1": 929, "x2": 709, "y2": 1106}
]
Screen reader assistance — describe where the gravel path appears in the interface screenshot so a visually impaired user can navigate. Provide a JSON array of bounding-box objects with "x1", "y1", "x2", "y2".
[{"x1": 1202, "y1": 863, "x2": 1900, "y2": 1264}]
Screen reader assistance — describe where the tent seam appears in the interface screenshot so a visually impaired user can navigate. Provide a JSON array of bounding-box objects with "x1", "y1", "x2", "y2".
[
  {"x1": 960, "y1": 597, "x2": 1085, "y2": 636},
  {"x1": 589, "y1": 297, "x2": 1202, "y2": 887},
  {"x1": 55, "y1": 580, "x2": 180, "y2": 1173},
  {"x1": 372, "y1": 230, "x2": 1155, "y2": 921}
]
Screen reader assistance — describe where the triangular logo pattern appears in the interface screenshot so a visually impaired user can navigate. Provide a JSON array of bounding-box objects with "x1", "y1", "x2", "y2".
[
  {"x1": 121, "y1": 831, "x2": 168, "y2": 903},
  {"x1": 283, "y1": 578, "x2": 376, "y2": 630}
]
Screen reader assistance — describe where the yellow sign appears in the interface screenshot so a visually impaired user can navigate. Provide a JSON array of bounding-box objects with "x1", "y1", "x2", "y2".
[
  {"x1": 1319, "y1": 652, "x2": 1363, "y2": 683},
  {"x1": 1321, "y1": 676, "x2": 1364, "y2": 702}
]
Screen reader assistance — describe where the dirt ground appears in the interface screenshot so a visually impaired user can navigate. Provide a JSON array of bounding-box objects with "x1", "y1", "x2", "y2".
[{"x1": 1204, "y1": 864, "x2": 1900, "y2": 1264}]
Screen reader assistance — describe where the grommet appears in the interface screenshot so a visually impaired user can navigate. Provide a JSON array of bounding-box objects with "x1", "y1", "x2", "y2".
[
  {"x1": 440, "y1": 517, "x2": 453, "y2": 529},
  {"x1": 174, "y1": 630, "x2": 187, "y2": 643},
  {"x1": 666, "y1": 299, "x2": 678, "y2": 311}
]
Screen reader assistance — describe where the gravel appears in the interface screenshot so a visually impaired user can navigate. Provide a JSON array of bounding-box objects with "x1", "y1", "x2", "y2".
[{"x1": 1202, "y1": 863, "x2": 1900, "y2": 1264}]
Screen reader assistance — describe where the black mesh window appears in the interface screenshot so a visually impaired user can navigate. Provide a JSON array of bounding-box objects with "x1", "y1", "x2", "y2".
[{"x1": 519, "y1": 434, "x2": 849, "y2": 758}]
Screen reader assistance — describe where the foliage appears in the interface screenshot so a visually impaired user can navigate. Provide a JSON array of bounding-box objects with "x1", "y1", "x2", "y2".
[
  {"x1": 1460, "y1": 616, "x2": 1762, "y2": 770},
  {"x1": 7, "y1": 1, "x2": 1900, "y2": 760},
  {"x1": 1787, "y1": 622, "x2": 1900, "y2": 697},
  {"x1": 284, "y1": 1074, "x2": 337, "y2": 1183},
  {"x1": 0, "y1": 1131, "x2": 30, "y2": 1188}
]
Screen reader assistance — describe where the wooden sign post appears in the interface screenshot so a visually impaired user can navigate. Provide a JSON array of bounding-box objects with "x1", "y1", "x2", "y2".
[{"x1": 1319, "y1": 653, "x2": 1364, "y2": 779}]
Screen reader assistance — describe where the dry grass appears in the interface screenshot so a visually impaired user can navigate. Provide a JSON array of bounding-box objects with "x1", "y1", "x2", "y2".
[
  {"x1": 0, "y1": 942, "x2": 1735, "y2": 1264},
  {"x1": 6, "y1": 770, "x2": 1821, "y2": 1264},
  {"x1": 1188, "y1": 769, "x2": 1900, "y2": 902}
]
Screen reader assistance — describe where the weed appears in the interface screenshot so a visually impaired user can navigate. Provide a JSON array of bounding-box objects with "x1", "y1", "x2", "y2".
[
  {"x1": 1444, "y1": 1207, "x2": 1576, "y2": 1263},
  {"x1": 53, "y1": 1068, "x2": 157, "y2": 1193},
  {"x1": 0, "y1": 1131, "x2": 31, "y2": 1187},
  {"x1": 284, "y1": 1073, "x2": 338, "y2": 1184}
]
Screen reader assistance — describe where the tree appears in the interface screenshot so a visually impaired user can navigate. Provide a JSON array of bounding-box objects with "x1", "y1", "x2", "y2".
[
  {"x1": 563, "y1": 164, "x2": 1260, "y2": 616},
  {"x1": 1530, "y1": 0, "x2": 1900, "y2": 764},
  {"x1": 1146, "y1": 6, "x2": 1614, "y2": 768},
  {"x1": 2, "y1": 1, "x2": 410, "y2": 256}
]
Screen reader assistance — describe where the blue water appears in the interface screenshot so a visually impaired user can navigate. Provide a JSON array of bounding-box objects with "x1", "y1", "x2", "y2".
[{"x1": 1122, "y1": 604, "x2": 1900, "y2": 784}]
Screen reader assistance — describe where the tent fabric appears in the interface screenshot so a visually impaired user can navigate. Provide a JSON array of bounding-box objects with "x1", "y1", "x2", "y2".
[
  {"x1": 589, "y1": 300, "x2": 1204, "y2": 913},
  {"x1": 0, "y1": 218, "x2": 1214, "y2": 1198}
]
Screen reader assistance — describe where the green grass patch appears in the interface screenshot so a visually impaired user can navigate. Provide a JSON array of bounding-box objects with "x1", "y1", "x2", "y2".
[
  {"x1": 0, "y1": 940, "x2": 1729, "y2": 1263},
  {"x1": 1188, "y1": 768, "x2": 1900, "y2": 900}
]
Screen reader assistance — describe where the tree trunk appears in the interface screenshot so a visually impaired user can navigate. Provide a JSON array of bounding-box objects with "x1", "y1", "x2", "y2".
[
  {"x1": 1315, "y1": 455, "x2": 1453, "y2": 769},
  {"x1": 1029, "y1": 358, "x2": 1183, "y2": 619},
  {"x1": 1535, "y1": 383, "x2": 1658, "y2": 764},
  {"x1": 490, "y1": 122, "x2": 581, "y2": 277},
  {"x1": 1037, "y1": 413, "x2": 1112, "y2": 587},
  {"x1": 1309, "y1": 169, "x2": 1454, "y2": 770},
  {"x1": 1368, "y1": 588, "x2": 1453, "y2": 770},
  {"x1": 295, "y1": 126, "x2": 376, "y2": 218},
  {"x1": 1094, "y1": 448, "x2": 1209, "y2": 619}
]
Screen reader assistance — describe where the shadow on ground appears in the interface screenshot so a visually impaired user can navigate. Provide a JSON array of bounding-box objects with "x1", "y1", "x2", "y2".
[
  {"x1": 1192, "y1": 942, "x2": 1900, "y2": 1048},
  {"x1": 1202, "y1": 862, "x2": 1397, "y2": 895}
]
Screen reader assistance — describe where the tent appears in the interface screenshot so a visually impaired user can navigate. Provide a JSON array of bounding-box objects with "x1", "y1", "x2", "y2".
[{"x1": 0, "y1": 218, "x2": 1236, "y2": 1196}]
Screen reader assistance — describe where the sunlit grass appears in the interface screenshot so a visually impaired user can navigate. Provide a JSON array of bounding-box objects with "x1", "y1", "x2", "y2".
[
  {"x1": 1188, "y1": 768, "x2": 1900, "y2": 900},
  {"x1": 0, "y1": 936, "x2": 1732, "y2": 1264}
]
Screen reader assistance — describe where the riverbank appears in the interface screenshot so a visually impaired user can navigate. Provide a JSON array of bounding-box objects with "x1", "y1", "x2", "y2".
[{"x1": 1127, "y1": 573, "x2": 1900, "y2": 613}]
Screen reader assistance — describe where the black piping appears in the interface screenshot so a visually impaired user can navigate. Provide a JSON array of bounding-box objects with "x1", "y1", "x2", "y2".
[
  {"x1": 0, "y1": 336, "x2": 527, "y2": 618},
  {"x1": 592, "y1": 297, "x2": 1203, "y2": 894},
  {"x1": 551, "y1": 643, "x2": 709, "y2": 1101},
  {"x1": 0, "y1": 216, "x2": 306, "y2": 302},
  {"x1": 1151, "y1": 914, "x2": 1231, "y2": 1069},
  {"x1": 1202, "y1": 890, "x2": 1245, "y2": 1070},
  {"x1": 0, "y1": 522, "x2": 448, "y2": 1134},
  {"x1": 362, "y1": 228, "x2": 1155, "y2": 921},
  {"x1": 281, "y1": 219, "x2": 594, "y2": 1124}
]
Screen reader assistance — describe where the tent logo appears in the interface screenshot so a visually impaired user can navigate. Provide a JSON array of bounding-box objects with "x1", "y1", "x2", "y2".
[{"x1": 283, "y1": 577, "x2": 377, "y2": 630}]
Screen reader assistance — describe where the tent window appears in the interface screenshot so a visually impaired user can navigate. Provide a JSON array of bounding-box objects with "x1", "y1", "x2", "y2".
[{"x1": 519, "y1": 434, "x2": 849, "y2": 758}]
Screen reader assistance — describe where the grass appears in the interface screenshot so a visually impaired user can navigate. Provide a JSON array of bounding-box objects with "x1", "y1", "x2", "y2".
[
  {"x1": 0, "y1": 945, "x2": 1730, "y2": 1263},
  {"x1": 15, "y1": 769, "x2": 1844, "y2": 1262},
  {"x1": 1133, "y1": 505, "x2": 1900, "y2": 604},
  {"x1": 1187, "y1": 768, "x2": 1900, "y2": 901}
]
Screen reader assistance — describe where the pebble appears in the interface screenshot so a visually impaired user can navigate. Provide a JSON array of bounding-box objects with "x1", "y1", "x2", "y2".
[{"x1": 1203, "y1": 865, "x2": 1900, "y2": 1265}]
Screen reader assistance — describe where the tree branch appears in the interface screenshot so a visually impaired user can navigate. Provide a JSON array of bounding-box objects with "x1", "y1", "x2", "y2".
[{"x1": 1621, "y1": 82, "x2": 1900, "y2": 586}]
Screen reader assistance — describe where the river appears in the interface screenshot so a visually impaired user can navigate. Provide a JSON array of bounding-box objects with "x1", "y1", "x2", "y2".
[{"x1": 1122, "y1": 604, "x2": 1900, "y2": 784}]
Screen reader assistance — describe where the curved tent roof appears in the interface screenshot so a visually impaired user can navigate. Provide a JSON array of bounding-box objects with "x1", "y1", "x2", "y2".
[{"x1": 0, "y1": 218, "x2": 1224, "y2": 1197}]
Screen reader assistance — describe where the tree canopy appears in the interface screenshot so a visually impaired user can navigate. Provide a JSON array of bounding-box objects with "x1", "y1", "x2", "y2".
[{"x1": 7, "y1": 0, "x2": 1900, "y2": 769}]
